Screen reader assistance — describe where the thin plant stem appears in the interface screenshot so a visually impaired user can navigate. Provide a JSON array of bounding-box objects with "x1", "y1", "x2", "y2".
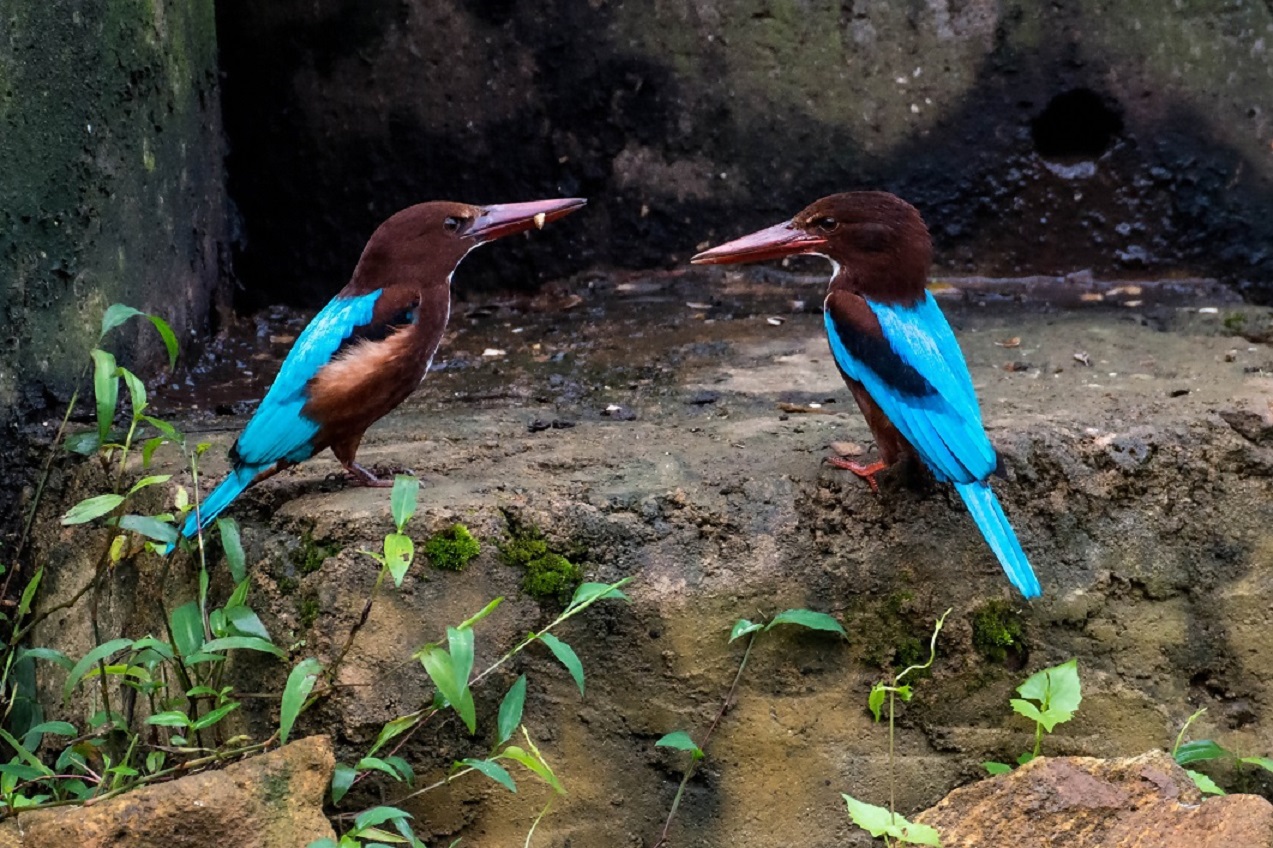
[
  {"x1": 524, "y1": 799, "x2": 554, "y2": 848},
  {"x1": 653, "y1": 627, "x2": 758, "y2": 848}
]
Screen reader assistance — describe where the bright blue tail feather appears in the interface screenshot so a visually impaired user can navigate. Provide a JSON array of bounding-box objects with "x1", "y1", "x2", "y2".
[
  {"x1": 955, "y1": 481, "x2": 1041, "y2": 599},
  {"x1": 163, "y1": 466, "x2": 258, "y2": 555}
]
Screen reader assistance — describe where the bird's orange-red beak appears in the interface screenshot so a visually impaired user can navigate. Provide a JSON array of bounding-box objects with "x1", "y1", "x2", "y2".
[
  {"x1": 691, "y1": 220, "x2": 827, "y2": 265},
  {"x1": 468, "y1": 197, "x2": 587, "y2": 243}
]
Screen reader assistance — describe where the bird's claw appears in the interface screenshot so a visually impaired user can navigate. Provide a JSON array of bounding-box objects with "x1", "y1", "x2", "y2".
[{"x1": 825, "y1": 455, "x2": 888, "y2": 494}]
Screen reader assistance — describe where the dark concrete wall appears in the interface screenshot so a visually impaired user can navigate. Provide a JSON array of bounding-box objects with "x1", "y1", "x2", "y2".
[
  {"x1": 218, "y1": 0, "x2": 1273, "y2": 308},
  {"x1": 0, "y1": 0, "x2": 228, "y2": 409}
]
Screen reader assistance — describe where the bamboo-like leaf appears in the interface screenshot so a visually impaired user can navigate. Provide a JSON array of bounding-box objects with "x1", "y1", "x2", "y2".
[
  {"x1": 729, "y1": 619, "x2": 763, "y2": 643},
  {"x1": 369, "y1": 714, "x2": 421, "y2": 758},
  {"x1": 200, "y1": 636, "x2": 285, "y2": 658},
  {"x1": 225, "y1": 606, "x2": 271, "y2": 641},
  {"x1": 280, "y1": 658, "x2": 323, "y2": 744},
  {"x1": 766, "y1": 608, "x2": 847, "y2": 637},
  {"x1": 457, "y1": 597, "x2": 503, "y2": 631},
  {"x1": 146, "y1": 314, "x2": 179, "y2": 369},
  {"x1": 655, "y1": 731, "x2": 703, "y2": 759},
  {"x1": 61, "y1": 493, "x2": 125, "y2": 525},
  {"x1": 566, "y1": 580, "x2": 631, "y2": 612},
  {"x1": 192, "y1": 701, "x2": 240, "y2": 731},
  {"x1": 497, "y1": 675, "x2": 527, "y2": 746},
  {"x1": 90, "y1": 348, "x2": 120, "y2": 443},
  {"x1": 100, "y1": 304, "x2": 144, "y2": 339},
  {"x1": 113, "y1": 514, "x2": 178, "y2": 543},
  {"x1": 538, "y1": 633, "x2": 585, "y2": 696},
  {"x1": 217, "y1": 517, "x2": 246, "y2": 584},
  {"x1": 120, "y1": 367, "x2": 147, "y2": 418},
  {"x1": 390, "y1": 475, "x2": 419, "y2": 533},
  {"x1": 353, "y1": 805, "x2": 413, "y2": 833},
  {"x1": 169, "y1": 601, "x2": 204, "y2": 658},
  {"x1": 17, "y1": 567, "x2": 43, "y2": 617},
  {"x1": 461, "y1": 758, "x2": 516, "y2": 792},
  {"x1": 384, "y1": 533, "x2": 414, "y2": 587},
  {"x1": 63, "y1": 638, "x2": 135, "y2": 702},
  {"x1": 330, "y1": 763, "x2": 356, "y2": 804}
]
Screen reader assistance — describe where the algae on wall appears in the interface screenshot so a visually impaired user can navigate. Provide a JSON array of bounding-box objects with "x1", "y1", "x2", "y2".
[{"x1": 0, "y1": 0, "x2": 227, "y2": 414}]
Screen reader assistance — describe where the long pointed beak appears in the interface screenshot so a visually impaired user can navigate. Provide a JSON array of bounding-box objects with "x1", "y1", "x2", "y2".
[
  {"x1": 468, "y1": 197, "x2": 587, "y2": 243},
  {"x1": 691, "y1": 220, "x2": 827, "y2": 265}
]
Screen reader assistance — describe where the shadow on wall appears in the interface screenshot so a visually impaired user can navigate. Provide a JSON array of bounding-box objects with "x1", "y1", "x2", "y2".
[{"x1": 215, "y1": 0, "x2": 1273, "y2": 309}]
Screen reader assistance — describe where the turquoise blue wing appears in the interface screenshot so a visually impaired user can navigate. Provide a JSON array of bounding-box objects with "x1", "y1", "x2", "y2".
[
  {"x1": 823, "y1": 291, "x2": 996, "y2": 483},
  {"x1": 233, "y1": 290, "x2": 382, "y2": 467}
]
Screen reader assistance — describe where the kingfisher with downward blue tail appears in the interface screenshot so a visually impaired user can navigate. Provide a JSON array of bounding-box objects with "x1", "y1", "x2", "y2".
[
  {"x1": 692, "y1": 192, "x2": 1041, "y2": 599},
  {"x1": 169, "y1": 197, "x2": 586, "y2": 553}
]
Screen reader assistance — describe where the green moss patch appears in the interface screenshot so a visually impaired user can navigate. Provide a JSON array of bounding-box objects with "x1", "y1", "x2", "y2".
[
  {"x1": 499, "y1": 527, "x2": 582, "y2": 601},
  {"x1": 971, "y1": 599, "x2": 1026, "y2": 664},
  {"x1": 424, "y1": 523, "x2": 481, "y2": 571},
  {"x1": 293, "y1": 530, "x2": 339, "y2": 576}
]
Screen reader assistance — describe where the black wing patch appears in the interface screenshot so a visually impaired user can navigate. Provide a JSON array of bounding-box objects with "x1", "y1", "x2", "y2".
[
  {"x1": 828, "y1": 309, "x2": 936, "y2": 398},
  {"x1": 332, "y1": 303, "x2": 417, "y2": 358}
]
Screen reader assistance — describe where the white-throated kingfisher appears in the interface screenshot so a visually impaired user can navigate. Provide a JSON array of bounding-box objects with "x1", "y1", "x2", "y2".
[
  {"x1": 691, "y1": 192, "x2": 1041, "y2": 599},
  {"x1": 169, "y1": 197, "x2": 586, "y2": 553}
]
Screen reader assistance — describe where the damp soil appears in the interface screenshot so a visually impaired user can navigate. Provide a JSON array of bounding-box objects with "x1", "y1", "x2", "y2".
[{"x1": 32, "y1": 267, "x2": 1273, "y2": 847}]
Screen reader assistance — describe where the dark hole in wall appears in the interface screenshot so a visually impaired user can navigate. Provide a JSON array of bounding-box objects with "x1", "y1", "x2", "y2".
[{"x1": 1031, "y1": 88, "x2": 1124, "y2": 159}]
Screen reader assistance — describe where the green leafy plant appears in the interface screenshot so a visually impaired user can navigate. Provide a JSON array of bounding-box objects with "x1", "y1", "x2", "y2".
[
  {"x1": 842, "y1": 609, "x2": 949, "y2": 847},
  {"x1": 1171, "y1": 707, "x2": 1273, "y2": 796},
  {"x1": 652, "y1": 608, "x2": 847, "y2": 848},
  {"x1": 499, "y1": 526, "x2": 582, "y2": 601},
  {"x1": 982, "y1": 658, "x2": 1082, "y2": 774}
]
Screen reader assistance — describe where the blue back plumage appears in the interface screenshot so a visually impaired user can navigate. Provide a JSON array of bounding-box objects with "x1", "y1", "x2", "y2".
[
  {"x1": 824, "y1": 292, "x2": 996, "y2": 483},
  {"x1": 235, "y1": 290, "x2": 382, "y2": 467},
  {"x1": 824, "y1": 290, "x2": 1041, "y2": 598},
  {"x1": 165, "y1": 290, "x2": 382, "y2": 554}
]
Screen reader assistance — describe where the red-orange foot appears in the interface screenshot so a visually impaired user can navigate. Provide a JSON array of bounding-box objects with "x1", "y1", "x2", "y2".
[
  {"x1": 344, "y1": 461, "x2": 395, "y2": 488},
  {"x1": 824, "y1": 455, "x2": 888, "y2": 494}
]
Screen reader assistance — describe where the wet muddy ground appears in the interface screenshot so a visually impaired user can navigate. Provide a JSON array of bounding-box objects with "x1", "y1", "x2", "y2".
[{"x1": 34, "y1": 267, "x2": 1273, "y2": 846}]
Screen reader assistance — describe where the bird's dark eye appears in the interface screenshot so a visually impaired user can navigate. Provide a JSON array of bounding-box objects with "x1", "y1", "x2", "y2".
[
  {"x1": 813, "y1": 216, "x2": 838, "y2": 234},
  {"x1": 443, "y1": 216, "x2": 463, "y2": 233}
]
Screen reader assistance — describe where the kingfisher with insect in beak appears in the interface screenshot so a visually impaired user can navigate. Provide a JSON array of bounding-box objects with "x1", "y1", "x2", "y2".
[
  {"x1": 167, "y1": 196, "x2": 586, "y2": 553},
  {"x1": 691, "y1": 192, "x2": 1041, "y2": 599}
]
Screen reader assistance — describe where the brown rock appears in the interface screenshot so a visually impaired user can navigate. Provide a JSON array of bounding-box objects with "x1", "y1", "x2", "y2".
[
  {"x1": 0, "y1": 736, "x2": 335, "y2": 848},
  {"x1": 915, "y1": 750, "x2": 1273, "y2": 847}
]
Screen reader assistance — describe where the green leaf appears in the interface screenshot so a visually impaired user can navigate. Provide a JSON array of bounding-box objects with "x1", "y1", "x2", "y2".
[
  {"x1": 192, "y1": 701, "x2": 240, "y2": 731},
  {"x1": 1017, "y1": 751, "x2": 1035, "y2": 766},
  {"x1": 225, "y1": 606, "x2": 271, "y2": 641},
  {"x1": 90, "y1": 348, "x2": 120, "y2": 443},
  {"x1": 502, "y1": 739, "x2": 565, "y2": 794},
  {"x1": 1044, "y1": 659, "x2": 1081, "y2": 714},
  {"x1": 655, "y1": 731, "x2": 703, "y2": 759},
  {"x1": 538, "y1": 633, "x2": 584, "y2": 696},
  {"x1": 842, "y1": 794, "x2": 941, "y2": 846},
  {"x1": 100, "y1": 304, "x2": 144, "y2": 339},
  {"x1": 390, "y1": 475, "x2": 419, "y2": 533},
  {"x1": 1009, "y1": 699, "x2": 1045, "y2": 726},
  {"x1": 169, "y1": 601, "x2": 204, "y2": 658},
  {"x1": 1239, "y1": 756, "x2": 1273, "y2": 774},
  {"x1": 130, "y1": 475, "x2": 173, "y2": 495},
  {"x1": 0, "y1": 729, "x2": 52, "y2": 776},
  {"x1": 766, "y1": 608, "x2": 847, "y2": 636},
  {"x1": 331, "y1": 763, "x2": 356, "y2": 804},
  {"x1": 566, "y1": 581, "x2": 632, "y2": 611},
  {"x1": 384, "y1": 533, "x2": 414, "y2": 587},
  {"x1": 461, "y1": 758, "x2": 516, "y2": 792},
  {"x1": 17, "y1": 567, "x2": 43, "y2": 617},
  {"x1": 382, "y1": 756, "x2": 415, "y2": 785},
  {"x1": 16, "y1": 646, "x2": 73, "y2": 670},
  {"x1": 200, "y1": 636, "x2": 286, "y2": 658},
  {"x1": 729, "y1": 619, "x2": 763, "y2": 643},
  {"x1": 146, "y1": 314, "x2": 179, "y2": 369},
  {"x1": 279, "y1": 658, "x2": 323, "y2": 745},
  {"x1": 419, "y1": 645, "x2": 476, "y2": 734},
  {"x1": 306, "y1": 841, "x2": 339, "y2": 848},
  {"x1": 369, "y1": 714, "x2": 420, "y2": 758},
  {"x1": 63, "y1": 637, "x2": 135, "y2": 702},
  {"x1": 130, "y1": 636, "x2": 175, "y2": 663},
  {"x1": 1174, "y1": 739, "x2": 1230, "y2": 765},
  {"x1": 141, "y1": 436, "x2": 165, "y2": 468},
  {"x1": 146, "y1": 710, "x2": 192, "y2": 728},
  {"x1": 868, "y1": 684, "x2": 887, "y2": 722},
  {"x1": 120, "y1": 367, "x2": 147, "y2": 418},
  {"x1": 896, "y1": 685, "x2": 913, "y2": 702},
  {"x1": 497, "y1": 675, "x2": 527, "y2": 746},
  {"x1": 65, "y1": 431, "x2": 102, "y2": 455},
  {"x1": 983, "y1": 761, "x2": 1013, "y2": 775},
  {"x1": 1186, "y1": 769, "x2": 1226, "y2": 795},
  {"x1": 227, "y1": 578, "x2": 251, "y2": 610},
  {"x1": 113, "y1": 514, "x2": 177, "y2": 543},
  {"x1": 62, "y1": 493, "x2": 125, "y2": 525},
  {"x1": 353, "y1": 806, "x2": 413, "y2": 833},
  {"x1": 143, "y1": 415, "x2": 182, "y2": 444},
  {"x1": 458, "y1": 597, "x2": 503, "y2": 631},
  {"x1": 217, "y1": 517, "x2": 246, "y2": 584},
  {"x1": 25, "y1": 721, "x2": 77, "y2": 738},
  {"x1": 448, "y1": 627, "x2": 475, "y2": 688},
  {"x1": 357, "y1": 756, "x2": 406, "y2": 781}
]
